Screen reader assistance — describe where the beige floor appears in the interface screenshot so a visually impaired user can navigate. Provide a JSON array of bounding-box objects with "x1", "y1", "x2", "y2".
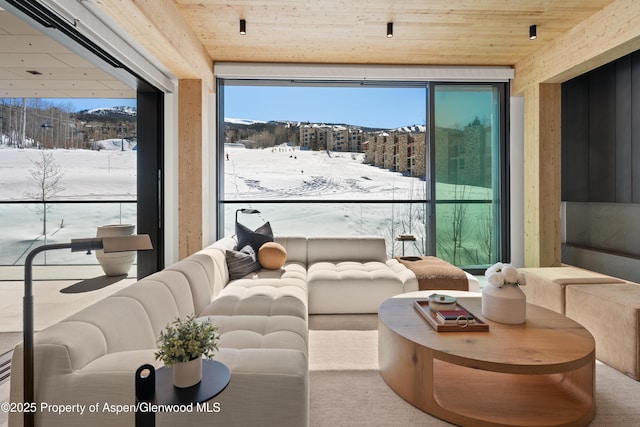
[
  {"x1": 2, "y1": 270, "x2": 640, "y2": 427},
  {"x1": 0, "y1": 265, "x2": 138, "y2": 427}
]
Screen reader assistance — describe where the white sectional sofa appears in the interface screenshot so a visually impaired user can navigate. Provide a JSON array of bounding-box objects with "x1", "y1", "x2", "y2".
[{"x1": 9, "y1": 235, "x2": 418, "y2": 427}]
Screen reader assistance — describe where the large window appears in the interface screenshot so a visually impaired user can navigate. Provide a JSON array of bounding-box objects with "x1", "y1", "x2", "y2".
[
  {"x1": 217, "y1": 80, "x2": 508, "y2": 269},
  {"x1": 0, "y1": 98, "x2": 137, "y2": 266},
  {"x1": 432, "y1": 85, "x2": 507, "y2": 268}
]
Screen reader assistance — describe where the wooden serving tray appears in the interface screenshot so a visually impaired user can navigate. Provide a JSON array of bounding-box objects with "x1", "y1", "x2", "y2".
[{"x1": 414, "y1": 300, "x2": 489, "y2": 332}]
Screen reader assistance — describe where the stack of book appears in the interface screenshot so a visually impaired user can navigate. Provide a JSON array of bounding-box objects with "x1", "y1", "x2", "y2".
[{"x1": 436, "y1": 308, "x2": 475, "y2": 325}]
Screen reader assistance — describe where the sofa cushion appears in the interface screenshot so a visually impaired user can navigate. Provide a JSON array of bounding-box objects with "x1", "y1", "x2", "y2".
[
  {"x1": 66, "y1": 296, "x2": 157, "y2": 353},
  {"x1": 135, "y1": 270, "x2": 196, "y2": 318},
  {"x1": 259, "y1": 241, "x2": 288, "y2": 269},
  {"x1": 520, "y1": 266, "x2": 625, "y2": 314},
  {"x1": 204, "y1": 314, "x2": 308, "y2": 354},
  {"x1": 158, "y1": 347, "x2": 308, "y2": 427},
  {"x1": 565, "y1": 283, "x2": 640, "y2": 380},
  {"x1": 226, "y1": 245, "x2": 261, "y2": 279},
  {"x1": 236, "y1": 221, "x2": 274, "y2": 253},
  {"x1": 167, "y1": 258, "x2": 215, "y2": 314},
  {"x1": 274, "y1": 236, "x2": 308, "y2": 264},
  {"x1": 199, "y1": 276, "x2": 308, "y2": 320},
  {"x1": 307, "y1": 236, "x2": 387, "y2": 264},
  {"x1": 307, "y1": 261, "x2": 405, "y2": 314}
]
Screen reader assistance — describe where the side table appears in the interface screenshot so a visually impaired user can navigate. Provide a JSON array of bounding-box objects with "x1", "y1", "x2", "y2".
[{"x1": 135, "y1": 359, "x2": 230, "y2": 427}]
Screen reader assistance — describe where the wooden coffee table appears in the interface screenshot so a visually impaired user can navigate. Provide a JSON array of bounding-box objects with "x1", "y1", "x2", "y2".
[{"x1": 378, "y1": 291, "x2": 595, "y2": 427}]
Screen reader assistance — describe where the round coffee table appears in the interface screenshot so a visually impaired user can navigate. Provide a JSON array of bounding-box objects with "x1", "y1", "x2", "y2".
[{"x1": 378, "y1": 291, "x2": 595, "y2": 427}]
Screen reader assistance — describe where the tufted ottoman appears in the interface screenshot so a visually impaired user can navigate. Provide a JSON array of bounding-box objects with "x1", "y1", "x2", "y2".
[
  {"x1": 520, "y1": 266, "x2": 625, "y2": 314},
  {"x1": 307, "y1": 261, "x2": 406, "y2": 313},
  {"x1": 200, "y1": 272, "x2": 308, "y2": 320},
  {"x1": 565, "y1": 283, "x2": 640, "y2": 380}
]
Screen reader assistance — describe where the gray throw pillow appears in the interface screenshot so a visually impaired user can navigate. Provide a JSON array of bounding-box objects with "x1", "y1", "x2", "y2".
[
  {"x1": 236, "y1": 221, "x2": 274, "y2": 254},
  {"x1": 226, "y1": 245, "x2": 261, "y2": 280}
]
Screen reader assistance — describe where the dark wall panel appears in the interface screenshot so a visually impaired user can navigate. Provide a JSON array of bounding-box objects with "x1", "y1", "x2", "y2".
[
  {"x1": 562, "y1": 50, "x2": 640, "y2": 267},
  {"x1": 562, "y1": 51, "x2": 640, "y2": 204},
  {"x1": 633, "y1": 51, "x2": 640, "y2": 202},
  {"x1": 562, "y1": 77, "x2": 590, "y2": 201},
  {"x1": 615, "y1": 56, "x2": 632, "y2": 202},
  {"x1": 588, "y1": 63, "x2": 617, "y2": 202}
]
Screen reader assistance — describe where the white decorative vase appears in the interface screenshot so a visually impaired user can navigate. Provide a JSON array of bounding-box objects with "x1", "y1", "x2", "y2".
[
  {"x1": 95, "y1": 224, "x2": 136, "y2": 276},
  {"x1": 173, "y1": 357, "x2": 202, "y2": 388},
  {"x1": 481, "y1": 283, "x2": 527, "y2": 324}
]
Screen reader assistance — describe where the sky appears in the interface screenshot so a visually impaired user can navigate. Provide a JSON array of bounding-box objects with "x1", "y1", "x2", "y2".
[
  {"x1": 223, "y1": 86, "x2": 427, "y2": 129},
  {"x1": 37, "y1": 85, "x2": 495, "y2": 129},
  {"x1": 223, "y1": 84, "x2": 497, "y2": 130}
]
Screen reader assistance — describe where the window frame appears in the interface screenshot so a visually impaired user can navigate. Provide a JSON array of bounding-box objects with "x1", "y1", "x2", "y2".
[{"x1": 215, "y1": 75, "x2": 510, "y2": 271}]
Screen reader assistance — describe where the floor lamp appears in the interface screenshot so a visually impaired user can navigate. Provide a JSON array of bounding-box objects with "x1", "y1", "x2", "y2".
[
  {"x1": 235, "y1": 208, "x2": 260, "y2": 224},
  {"x1": 23, "y1": 235, "x2": 153, "y2": 427}
]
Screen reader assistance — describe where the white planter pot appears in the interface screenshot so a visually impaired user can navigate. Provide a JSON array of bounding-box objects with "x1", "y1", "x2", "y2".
[
  {"x1": 173, "y1": 357, "x2": 202, "y2": 388},
  {"x1": 95, "y1": 224, "x2": 136, "y2": 276},
  {"x1": 481, "y1": 283, "x2": 527, "y2": 324}
]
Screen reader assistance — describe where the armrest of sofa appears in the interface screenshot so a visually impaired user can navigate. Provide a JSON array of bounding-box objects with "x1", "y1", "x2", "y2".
[{"x1": 386, "y1": 258, "x2": 419, "y2": 293}]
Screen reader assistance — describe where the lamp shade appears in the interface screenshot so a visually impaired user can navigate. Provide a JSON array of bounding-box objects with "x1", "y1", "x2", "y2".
[{"x1": 101, "y1": 235, "x2": 153, "y2": 253}]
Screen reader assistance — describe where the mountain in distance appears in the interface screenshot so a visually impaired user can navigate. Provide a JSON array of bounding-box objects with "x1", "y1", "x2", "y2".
[
  {"x1": 75, "y1": 106, "x2": 137, "y2": 123},
  {"x1": 224, "y1": 117, "x2": 411, "y2": 133}
]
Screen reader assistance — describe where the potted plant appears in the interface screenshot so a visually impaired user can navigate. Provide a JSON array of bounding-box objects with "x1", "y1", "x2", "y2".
[{"x1": 155, "y1": 315, "x2": 220, "y2": 388}]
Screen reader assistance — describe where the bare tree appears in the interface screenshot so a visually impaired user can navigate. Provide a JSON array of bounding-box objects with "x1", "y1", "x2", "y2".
[
  {"x1": 437, "y1": 184, "x2": 471, "y2": 265},
  {"x1": 27, "y1": 151, "x2": 65, "y2": 236}
]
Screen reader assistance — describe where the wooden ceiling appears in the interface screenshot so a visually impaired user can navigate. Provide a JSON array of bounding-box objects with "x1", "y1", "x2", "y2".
[
  {"x1": 173, "y1": 0, "x2": 616, "y2": 66},
  {"x1": 0, "y1": 9, "x2": 134, "y2": 99},
  {"x1": 0, "y1": 0, "x2": 623, "y2": 99}
]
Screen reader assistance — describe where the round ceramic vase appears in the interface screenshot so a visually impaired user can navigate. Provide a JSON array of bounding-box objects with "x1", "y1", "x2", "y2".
[
  {"x1": 95, "y1": 224, "x2": 136, "y2": 276},
  {"x1": 173, "y1": 357, "x2": 202, "y2": 388},
  {"x1": 481, "y1": 283, "x2": 526, "y2": 324}
]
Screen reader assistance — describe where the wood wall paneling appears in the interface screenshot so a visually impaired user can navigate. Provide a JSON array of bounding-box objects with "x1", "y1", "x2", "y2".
[
  {"x1": 513, "y1": 0, "x2": 640, "y2": 96},
  {"x1": 178, "y1": 79, "x2": 203, "y2": 259},
  {"x1": 524, "y1": 83, "x2": 562, "y2": 267}
]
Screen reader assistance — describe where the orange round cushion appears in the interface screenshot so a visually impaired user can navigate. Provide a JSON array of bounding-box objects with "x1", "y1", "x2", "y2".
[{"x1": 258, "y1": 242, "x2": 287, "y2": 269}]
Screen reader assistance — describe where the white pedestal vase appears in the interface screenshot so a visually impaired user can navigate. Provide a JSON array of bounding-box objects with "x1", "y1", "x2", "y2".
[
  {"x1": 173, "y1": 357, "x2": 202, "y2": 388},
  {"x1": 95, "y1": 224, "x2": 136, "y2": 276},
  {"x1": 481, "y1": 283, "x2": 527, "y2": 324}
]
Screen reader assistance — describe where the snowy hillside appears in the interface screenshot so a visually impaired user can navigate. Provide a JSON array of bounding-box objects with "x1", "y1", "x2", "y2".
[
  {"x1": 0, "y1": 143, "x2": 492, "y2": 264},
  {"x1": 79, "y1": 106, "x2": 137, "y2": 117}
]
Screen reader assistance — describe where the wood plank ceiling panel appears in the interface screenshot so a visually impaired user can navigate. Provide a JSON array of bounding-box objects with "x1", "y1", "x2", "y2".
[
  {"x1": 0, "y1": 9, "x2": 135, "y2": 99},
  {"x1": 173, "y1": 0, "x2": 616, "y2": 66}
]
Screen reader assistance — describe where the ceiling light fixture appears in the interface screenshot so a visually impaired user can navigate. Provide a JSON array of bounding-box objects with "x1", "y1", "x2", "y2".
[
  {"x1": 240, "y1": 19, "x2": 246, "y2": 35},
  {"x1": 387, "y1": 22, "x2": 393, "y2": 38},
  {"x1": 529, "y1": 25, "x2": 537, "y2": 40}
]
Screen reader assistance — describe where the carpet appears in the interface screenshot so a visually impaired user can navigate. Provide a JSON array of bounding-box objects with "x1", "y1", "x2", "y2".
[{"x1": 308, "y1": 320, "x2": 640, "y2": 427}]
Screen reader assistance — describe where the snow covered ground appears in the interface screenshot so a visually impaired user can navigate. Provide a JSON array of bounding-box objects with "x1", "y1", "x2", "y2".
[
  {"x1": 0, "y1": 143, "x2": 494, "y2": 266},
  {"x1": 0, "y1": 145, "x2": 136, "y2": 265},
  {"x1": 223, "y1": 144, "x2": 493, "y2": 264}
]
